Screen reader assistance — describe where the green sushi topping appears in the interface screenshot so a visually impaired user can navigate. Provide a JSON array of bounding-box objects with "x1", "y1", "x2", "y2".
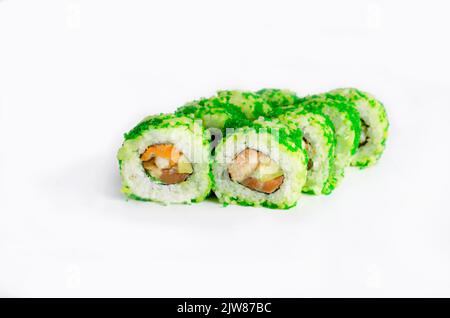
[
  {"x1": 216, "y1": 90, "x2": 273, "y2": 120},
  {"x1": 176, "y1": 96, "x2": 251, "y2": 131},
  {"x1": 256, "y1": 88, "x2": 299, "y2": 109},
  {"x1": 251, "y1": 117, "x2": 305, "y2": 155},
  {"x1": 124, "y1": 113, "x2": 195, "y2": 141},
  {"x1": 225, "y1": 196, "x2": 297, "y2": 210}
]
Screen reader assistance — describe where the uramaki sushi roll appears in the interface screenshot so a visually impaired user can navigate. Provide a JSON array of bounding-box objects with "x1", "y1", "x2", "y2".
[
  {"x1": 298, "y1": 95, "x2": 361, "y2": 186},
  {"x1": 278, "y1": 108, "x2": 336, "y2": 195},
  {"x1": 117, "y1": 114, "x2": 212, "y2": 204},
  {"x1": 212, "y1": 117, "x2": 308, "y2": 209},
  {"x1": 327, "y1": 88, "x2": 389, "y2": 168}
]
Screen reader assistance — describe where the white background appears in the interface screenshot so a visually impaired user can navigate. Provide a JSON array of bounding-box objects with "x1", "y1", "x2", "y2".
[{"x1": 1, "y1": 0, "x2": 449, "y2": 297}]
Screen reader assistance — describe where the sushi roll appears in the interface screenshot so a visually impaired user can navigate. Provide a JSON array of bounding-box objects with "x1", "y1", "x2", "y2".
[
  {"x1": 256, "y1": 88, "x2": 299, "y2": 109},
  {"x1": 327, "y1": 88, "x2": 389, "y2": 168},
  {"x1": 117, "y1": 113, "x2": 212, "y2": 204},
  {"x1": 216, "y1": 90, "x2": 273, "y2": 120},
  {"x1": 212, "y1": 117, "x2": 308, "y2": 209},
  {"x1": 297, "y1": 94, "x2": 361, "y2": 186},
  {"x1": 278, "y1": 108, "x2": 336, "y2": 195}
]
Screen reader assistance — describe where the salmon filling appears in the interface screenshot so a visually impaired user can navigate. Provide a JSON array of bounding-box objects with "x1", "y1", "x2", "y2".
[
  {"x1": 140, "y1": 144, "x2": 193, "y2": 184},
  {"x1": 227, "y1": 148, "x2": 284, "y2": 194}
]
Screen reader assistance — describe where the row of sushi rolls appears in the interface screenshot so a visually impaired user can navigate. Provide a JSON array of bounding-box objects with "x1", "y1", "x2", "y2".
[{"x1": 117, "y1": 88, "x2": 389, "y2": 209}]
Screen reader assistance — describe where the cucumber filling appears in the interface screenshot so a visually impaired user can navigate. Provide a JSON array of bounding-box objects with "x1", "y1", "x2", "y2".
[
  {"x1": 227, "y1": 148, "x2": 284, "y2": 194},
  {"x1": 140, "y1": 143, "x2": 193, "y2": 184}
]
